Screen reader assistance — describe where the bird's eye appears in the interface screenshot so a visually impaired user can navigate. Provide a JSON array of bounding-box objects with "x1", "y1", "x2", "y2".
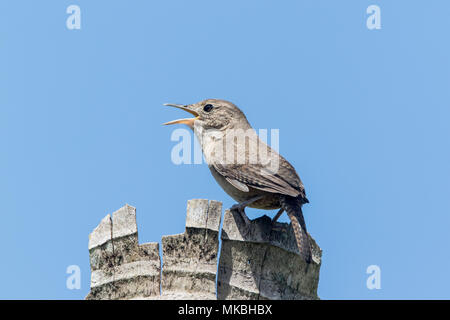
[{"x1": 203, "y1": 104, "x2": 214, "y2": 112}]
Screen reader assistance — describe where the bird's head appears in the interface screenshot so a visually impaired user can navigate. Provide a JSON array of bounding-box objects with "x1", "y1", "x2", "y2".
[{"x1": 163, "y1": 99, "x2": 249, "y2": 130}]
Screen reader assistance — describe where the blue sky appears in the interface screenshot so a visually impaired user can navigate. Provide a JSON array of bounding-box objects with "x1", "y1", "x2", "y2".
[{"x1": 1, "y1": 1, "x2": 449, "y2": 299}]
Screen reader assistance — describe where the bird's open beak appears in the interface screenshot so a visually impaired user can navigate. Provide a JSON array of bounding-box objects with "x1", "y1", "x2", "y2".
[{"x1": 163, "y1": 103, "x2": 199, "y2": 128}]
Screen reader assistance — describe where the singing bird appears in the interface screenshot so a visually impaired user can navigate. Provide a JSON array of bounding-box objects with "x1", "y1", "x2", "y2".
[{"x1": 163, "y1": 99, "x2": 312, "y2": 263}]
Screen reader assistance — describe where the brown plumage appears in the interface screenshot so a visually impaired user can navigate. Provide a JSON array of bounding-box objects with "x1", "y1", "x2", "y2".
[{"x1": 164, "y1": 99, "x2": 311, "y2": 263}]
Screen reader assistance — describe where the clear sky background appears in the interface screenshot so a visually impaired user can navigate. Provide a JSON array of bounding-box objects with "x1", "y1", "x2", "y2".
[{"x1": 1, "y1": 1, "x2": 449, "y2": 299}]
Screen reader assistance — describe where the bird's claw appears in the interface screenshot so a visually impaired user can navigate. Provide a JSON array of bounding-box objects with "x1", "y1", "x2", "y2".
[
  {"x1": 230, "y1": 203, "x2": 242, "y2": 211},
  {"x1": 230, "y1": 204, "x2": 251, "y2": 226},
  {"x1": 271, "y1": 223, "x2": 287, "y2": 233}
]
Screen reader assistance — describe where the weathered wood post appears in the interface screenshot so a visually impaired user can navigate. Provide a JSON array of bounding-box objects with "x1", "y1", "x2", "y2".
[
  {"x1": 86, "y1": 199, "x2": 321, "y2": 300},
  {"x1": 218, "y1": 209, "x2": 321, "y2": 299},
  {"x1": 160, "y1": 199, "x2": 222, "y2": 299},
  {"x1": 86, "y1": 205, "x2": 161, "y2": 300}
]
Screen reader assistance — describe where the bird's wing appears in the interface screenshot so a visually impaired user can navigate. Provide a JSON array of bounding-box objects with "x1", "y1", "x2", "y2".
[
  {"x1": 213, "y1": 160, "x2": 304, "y2": 198},
  {"x1": 225, "y1": 177, "x2": 250, "y2": 192},
  {"x1": 209, "y1": 129, "x2": 307, "y2": 200}
]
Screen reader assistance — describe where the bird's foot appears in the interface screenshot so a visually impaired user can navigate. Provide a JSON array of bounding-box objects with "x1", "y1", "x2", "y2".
[
  {"x1": 270, "y1": 208, "x2": 286, "y2": 232},
  {"x1": 230, "y1": 203, "x2": 244, "y2": 212},
  {"x1": 230, "y1": 204, "x2": 251, "y2": 226},
  {"x1": 270, "y1": 223, "x2": 288, "y2": 234}
]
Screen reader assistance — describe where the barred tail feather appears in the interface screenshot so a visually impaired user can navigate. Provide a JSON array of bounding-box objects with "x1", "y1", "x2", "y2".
[{"x1": 280, "y1": 195, "x2": 312, "y2": 263}]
